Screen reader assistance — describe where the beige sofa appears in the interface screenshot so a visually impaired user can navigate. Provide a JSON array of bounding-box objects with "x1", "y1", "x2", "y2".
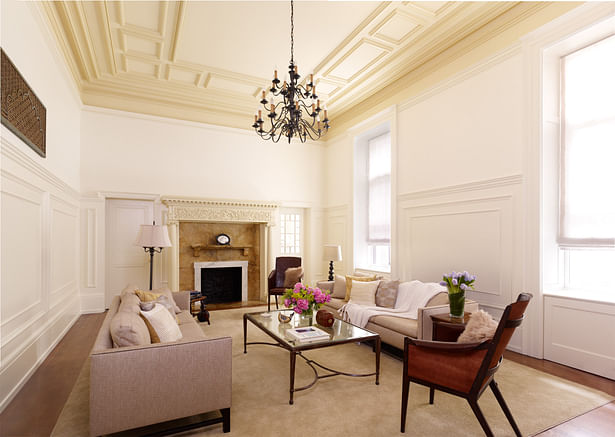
[
  {"x1": 318, "y1": 279, "x2": 478, "y2": 350},
  {"x1": 89, "y1": 289, "x2": 232, "y2": 436}
]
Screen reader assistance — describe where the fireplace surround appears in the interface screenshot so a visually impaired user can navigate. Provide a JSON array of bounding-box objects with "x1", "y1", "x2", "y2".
[{"x1": 162, "y1": 197, "x2": 278, "y2": 302}]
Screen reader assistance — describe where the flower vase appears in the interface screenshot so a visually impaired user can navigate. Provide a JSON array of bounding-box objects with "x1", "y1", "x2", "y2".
[
  {"x1": 448, "y1": 290, "x2": 465, "y2": 318},
  {"x1": 300, "y1": 308, "x2": 314, "y2": 326}
]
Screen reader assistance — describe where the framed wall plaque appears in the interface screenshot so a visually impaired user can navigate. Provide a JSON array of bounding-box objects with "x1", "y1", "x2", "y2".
[{"x1": 1, "y1": 49, "x2": 47, "y2": 157}]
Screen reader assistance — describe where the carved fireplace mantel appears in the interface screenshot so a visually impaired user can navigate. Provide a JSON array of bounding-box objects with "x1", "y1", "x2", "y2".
[
  {"x1": 161, "y1": 197, "x2": 279, "y2": 299},
  {"x1": 162, "y1": 197, "x2": 278, "y2": 226}
]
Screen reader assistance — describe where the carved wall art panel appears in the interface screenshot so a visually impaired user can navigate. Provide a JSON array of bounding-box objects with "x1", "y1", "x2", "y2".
[{"x1": 1, "y1": 49, "x2": 46, "y2": 157}]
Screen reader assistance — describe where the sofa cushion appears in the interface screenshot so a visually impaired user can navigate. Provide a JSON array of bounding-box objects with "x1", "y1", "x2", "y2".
[
  {"x1": 179, "y1": 317, "x2": 208, "y2": 341},
  {"x1": 283, "y1": 266, "x2": 304, "y2": 287},
  {"x1": 376, "y1": 280, "x2": 399, "y2": 308},
  {"x1": 332, "y1": 275, "x2": 346, "y2": 299},
  {"x1": 324, "y1": 298, "x2": 345, "y2": 311},
  {"x1": 140, "y1": 304, "x2": 183, "y2": 343},
  {"x1": 348, "y1": 280, "x2": 379, "y2": 306},
  {"x1": 369, "y1": 315, "x2": 419, "y2": 338},
  {"x1": 118, "y1": 293, "x2": 142, "y2": 314},
  {"x1": 344, "y1": 274, "x2": 378, "y2": 301},
  {"x1": 110, "y1": 310, "x2": 152, "y2": 347}
]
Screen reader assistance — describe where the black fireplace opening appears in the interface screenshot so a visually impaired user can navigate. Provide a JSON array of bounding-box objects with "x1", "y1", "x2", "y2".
[{"x1": 200, "y1": 267, "x2": 242, "y2": 304}]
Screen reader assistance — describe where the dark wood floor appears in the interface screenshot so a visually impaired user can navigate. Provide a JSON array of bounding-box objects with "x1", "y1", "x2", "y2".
[{"x1": 0, "y1": 312, "x2": 613, "y2": 437}]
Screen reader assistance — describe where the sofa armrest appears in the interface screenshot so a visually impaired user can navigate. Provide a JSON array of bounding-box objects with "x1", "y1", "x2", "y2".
[
  {"x1": 316, "y1": 280, "x2": 334, "y2": 293},
  {"x1": 173, "y1": 290, "x2": 190, "y2": 311},
  {"x1": 417, "y1": 300, "x2": 479, "y2": 340},
  {"x1": 90, "y1": 337, "x2": 232, "y2": 436}
]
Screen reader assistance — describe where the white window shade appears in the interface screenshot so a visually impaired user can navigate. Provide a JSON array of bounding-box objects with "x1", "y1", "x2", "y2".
[
  {"x1": 560, "y1": 35, "x2": 615, "y2": 246},
  {"x1": 368, "y1": 133, "x2": 391, "y2": 243}
]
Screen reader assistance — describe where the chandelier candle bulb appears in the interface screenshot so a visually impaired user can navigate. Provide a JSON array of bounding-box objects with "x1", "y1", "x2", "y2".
[{"x1": 274, "y1": 70, "x2": 278, "y2": 79}]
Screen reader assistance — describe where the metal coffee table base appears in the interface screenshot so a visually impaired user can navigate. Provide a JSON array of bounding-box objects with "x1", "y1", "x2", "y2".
[{"x1": 244, "y1": 338, "x2": 381, "y2": 405}]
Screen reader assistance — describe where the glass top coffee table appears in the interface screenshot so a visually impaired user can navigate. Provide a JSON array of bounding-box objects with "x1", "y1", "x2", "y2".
[{"x1": 243, "y1": 309, "x2": 381, "y2": 404}]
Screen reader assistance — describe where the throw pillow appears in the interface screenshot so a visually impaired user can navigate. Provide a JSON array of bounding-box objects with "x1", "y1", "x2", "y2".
[
  {"x1": 283, "y1": 266, "x2": 304, "y2": 287},
  {"x1": 344, "y1": 274, "x2": 377, "y2": 301},
  {"x1": 152, "y1": 287, "x2": 182, "y2": 314},
  {"x1": 375, "y1": 280, "x2": 400, "y2": 308},
  {"x1": 347, "y1": 280, "x2": 380, "y2": 306},
  {"x1": 139, "y1": 301, "x2": 156, "y2": 311},
  {"x1": 140, "y1": 304, "x2": 183, "y2": 343},
  {"x1": 135, "y1": 289, "x2": 162, "y2": 302},
  {"x1": 457, "y1": 310, "x2": 498, "y2": 343},
  {"x1": 332, "y1": 275, "x2": 347, "y2": 299},
  {"x1": 110, "y1": 311, "x2": 152, "y2": 347}
]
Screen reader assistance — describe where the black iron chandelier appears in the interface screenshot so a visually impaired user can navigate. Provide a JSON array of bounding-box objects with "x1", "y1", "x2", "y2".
[{"x1": 252, "y1": 0, "x2": 329, "y2": 143}]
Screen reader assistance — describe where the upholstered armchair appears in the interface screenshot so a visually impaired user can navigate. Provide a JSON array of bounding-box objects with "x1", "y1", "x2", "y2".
[
  {"x1": 401, "y1": 293, "x2": 532, "y2": 436},
  {"x1": 267, "y1": 257, "x2": 303, "y2": 311}
]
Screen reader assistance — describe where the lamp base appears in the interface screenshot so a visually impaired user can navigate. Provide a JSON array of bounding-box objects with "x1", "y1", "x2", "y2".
[{"x1": 328, "y1": 260, "x2": 334, "y2": 281}]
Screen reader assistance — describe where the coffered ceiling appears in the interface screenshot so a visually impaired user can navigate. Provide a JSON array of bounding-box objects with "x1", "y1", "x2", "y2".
[{"x1": 41, "y1": 1, "x2": 524, "y2": 132}]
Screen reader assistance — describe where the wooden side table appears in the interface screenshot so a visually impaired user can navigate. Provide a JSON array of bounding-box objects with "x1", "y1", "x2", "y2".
[
  {"x1": 430, "y1": 312, "x2": 471, "y2": 341},
  {"x1": 190, "y1": 295, "x2": 210, "y2": 325}
]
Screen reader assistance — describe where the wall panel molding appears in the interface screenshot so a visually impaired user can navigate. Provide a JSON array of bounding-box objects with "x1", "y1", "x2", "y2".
[{"x1": 0, "y1": 135, "x2": 80, "y2": 412}]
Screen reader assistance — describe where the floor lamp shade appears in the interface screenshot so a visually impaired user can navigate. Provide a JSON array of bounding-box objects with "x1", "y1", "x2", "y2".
[
  {"x1": 135, "y1": 223, "x2": 172, "y2": 290},
  {"x1": 323, "y1": 245, "x2": 342, "y2": 281},
  {"x1": 135, "y1": 224, "x2": 172, "y2": 248}
]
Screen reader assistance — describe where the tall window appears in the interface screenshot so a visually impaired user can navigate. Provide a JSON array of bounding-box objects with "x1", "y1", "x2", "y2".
[
  {"x1": 354, "y1": 126, "x2": 391, "y2": 272},
  {"x1": 367, "y1": 133, "x2": 391, "y2": 267},
  {"x1": 559, "y1": 35, "x2": 615, "y2": 292},
  {"x1": 280, "y1": 211, "x2": 302, "y2": 255}
]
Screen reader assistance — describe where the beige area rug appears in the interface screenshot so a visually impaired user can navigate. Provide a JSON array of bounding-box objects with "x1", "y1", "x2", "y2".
[{"x1": 53, "y1": 306, "x2": 612, "y2": 437}]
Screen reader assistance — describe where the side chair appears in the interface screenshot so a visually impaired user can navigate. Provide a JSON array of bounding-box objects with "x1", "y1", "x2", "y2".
[
  {"x1": 401, "y1": 293, "x2": 532, "y2": 436},
  {"x1": 267, "y1": 256, "x2": 303, "y2": 311}
]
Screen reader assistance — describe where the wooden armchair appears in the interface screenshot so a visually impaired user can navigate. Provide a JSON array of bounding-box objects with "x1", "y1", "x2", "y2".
[
  {"x1": 401, "y1": 293, "x2": 532, "y2": 436},
  {"x1": 267, "y1": 257, "x2": 303, "y2": 311}
]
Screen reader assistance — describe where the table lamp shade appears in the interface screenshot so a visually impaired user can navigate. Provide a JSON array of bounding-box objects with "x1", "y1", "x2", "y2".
[
  {"x1": 323, "y1": 245, "x2": 342, "y2": 262},
  {"x1": 135, "y1": 224, "x2": 172, "y2": 248}
]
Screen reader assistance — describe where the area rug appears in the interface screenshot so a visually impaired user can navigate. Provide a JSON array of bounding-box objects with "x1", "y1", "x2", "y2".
[{"x1": 52, "y1": 306, "x2": 612, "y2": 437}]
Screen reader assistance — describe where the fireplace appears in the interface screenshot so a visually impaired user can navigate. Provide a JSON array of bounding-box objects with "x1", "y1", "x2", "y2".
[{"x1": 194, "y1": 261, "x2": 248, "y2": 303}]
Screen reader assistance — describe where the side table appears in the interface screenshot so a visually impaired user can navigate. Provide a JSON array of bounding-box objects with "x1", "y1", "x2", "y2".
[
  {"x1": 430, "y1": 312, "x2": 471, "y2": 341},
  {"x1": 190, "y1": 295, "x2": 210, "y2": 325}
]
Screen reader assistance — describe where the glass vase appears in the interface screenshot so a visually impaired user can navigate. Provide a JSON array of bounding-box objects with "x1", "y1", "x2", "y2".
[
  {"x1": 299, "y1": 308, "x2": 314, "y2": 326},
  {"x1": 448, "y1": 290, "x2": 465, "y2": 318}
]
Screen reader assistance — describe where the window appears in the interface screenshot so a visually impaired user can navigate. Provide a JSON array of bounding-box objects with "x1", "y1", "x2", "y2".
[
  {"x1": 557, "y1": 35, "x2": 615, "y2": 294},
  {"x1": 354, "y1": 126, "x2": 391, "y2": 272},
  {"x1": 560, "y1": 35, "x2": 615, "y2": 246},
  {"x1": 367, "y1": 133, "x2": 391, "y2": 267},
  {"x1": 280, "y1": 211, "x2": 302, "y2": 255}
]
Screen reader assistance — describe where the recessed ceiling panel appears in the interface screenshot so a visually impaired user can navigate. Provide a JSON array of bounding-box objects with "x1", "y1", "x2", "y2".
[
  {"x1": 205, "y1": 74, "x2": 260, "y2": 97},
  {"x1": 168, "y1": 66, "x2": 200, "y2": 86},
  {"x1": 124, "y1": 56, "x2": 159, "y2": 77},
  {"x1": 123, "y1": 32, "x2": 161, "y2": 58},
  {"x1": 327, "y1": 41, "x2": 389, "y2": 82},
  {"x1": 174, "y1": 1, "x2": 381, "y2": 79},
  {"x1": 122, "y1": 1, "x2": 164, "y2": 34},
  {"x1": 373, "y1": 12, "x2": 419, "y2": 45}
]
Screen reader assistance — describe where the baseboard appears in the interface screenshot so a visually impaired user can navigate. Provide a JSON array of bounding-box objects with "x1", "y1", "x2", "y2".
[{"x1": 0, "y1": 310, "x2": 80, "y2": 413}]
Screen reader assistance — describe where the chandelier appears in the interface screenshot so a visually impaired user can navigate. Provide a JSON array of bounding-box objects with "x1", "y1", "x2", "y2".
[{"x1": 252, "y1": 0, "x2": 329, "y2": 143}]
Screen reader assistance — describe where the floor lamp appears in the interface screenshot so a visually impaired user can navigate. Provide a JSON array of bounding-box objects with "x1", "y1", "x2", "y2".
[
  {"x1": 136, "y1": 221, "x2": 172, "y2": 290},
  {"x1": 323, "y1": 245, "x2": 342, "y2": 281}
]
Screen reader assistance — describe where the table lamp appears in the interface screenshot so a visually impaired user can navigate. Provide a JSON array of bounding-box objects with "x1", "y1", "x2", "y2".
[
  {"x1": 323, "y1": 245, "x2": 342, "y2": 281},
  {"x1": 135, "y1": 221, "x2": 172, "y2": 290}
]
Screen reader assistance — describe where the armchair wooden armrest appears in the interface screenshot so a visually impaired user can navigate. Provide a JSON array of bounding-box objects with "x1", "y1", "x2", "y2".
[{"x1": 407, "y1": 337, "x2": 489, "y2": 351}]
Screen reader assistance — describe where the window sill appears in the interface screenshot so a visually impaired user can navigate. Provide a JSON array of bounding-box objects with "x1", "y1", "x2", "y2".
[
  {"x1": 355, "y1": 266, "x2": 391, "y2": 275},
  {"x1": 543, "y1": 287, "x2": 615, "y2": 305}
]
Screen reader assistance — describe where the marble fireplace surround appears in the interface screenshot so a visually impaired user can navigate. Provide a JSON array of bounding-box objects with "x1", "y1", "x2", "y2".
[{"x1": 162, "y1": 197, "x2": 278, "y2": 301}]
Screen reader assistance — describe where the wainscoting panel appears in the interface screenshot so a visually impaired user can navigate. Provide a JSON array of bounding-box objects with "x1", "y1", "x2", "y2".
[
  {"x1": 544, "y1": 296, "x2": 615, "y2": 379},
  {"x1": 324, "y1": 205, "x2": 350, "y2": 276},
  {"x1": 0, "y1": 136, "x2": 80, "y2": 412},
  {"x1": 397, "y1": 175, "x2": 523, "y2": 352},
  {"x1": 79, "y1": 198, "x2": 106, "y2": 313}
]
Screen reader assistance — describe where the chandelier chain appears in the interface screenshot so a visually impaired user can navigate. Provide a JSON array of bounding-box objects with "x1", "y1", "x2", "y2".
[{"x1": 290, "y1": 0, "x2": 294, "y2": 63}]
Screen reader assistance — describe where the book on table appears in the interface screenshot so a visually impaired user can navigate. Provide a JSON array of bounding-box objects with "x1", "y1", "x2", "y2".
[{"x1": 286, "y1": 326, "x2": 330, "y2": 343}]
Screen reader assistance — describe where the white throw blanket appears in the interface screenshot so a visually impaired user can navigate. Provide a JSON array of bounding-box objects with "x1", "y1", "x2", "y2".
[{"x1": 339, "y1": 280, "x2": 445, "y2": 328}]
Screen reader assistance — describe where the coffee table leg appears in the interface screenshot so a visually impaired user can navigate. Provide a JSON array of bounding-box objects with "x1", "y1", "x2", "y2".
[
  {"x1": 375, "y1": 337, "x2": 381, "y2": 385},
  {"x1": 243, "y1": 315, "x2": 247, "y2": 354},
  {"x1": 289, "y1": 351, "x2": 296, "y2": 405}
]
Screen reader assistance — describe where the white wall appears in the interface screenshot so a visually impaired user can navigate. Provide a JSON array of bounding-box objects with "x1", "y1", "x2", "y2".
[
  {"x1": 0, "y1": 0, "x2": 82, "y2": 411},
  {"x1": 324, "y1": 47, "x2": 528, "y2": 352},
  {"x1": 80, "y1": 108, "x2": 325, "y2": 204}
]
